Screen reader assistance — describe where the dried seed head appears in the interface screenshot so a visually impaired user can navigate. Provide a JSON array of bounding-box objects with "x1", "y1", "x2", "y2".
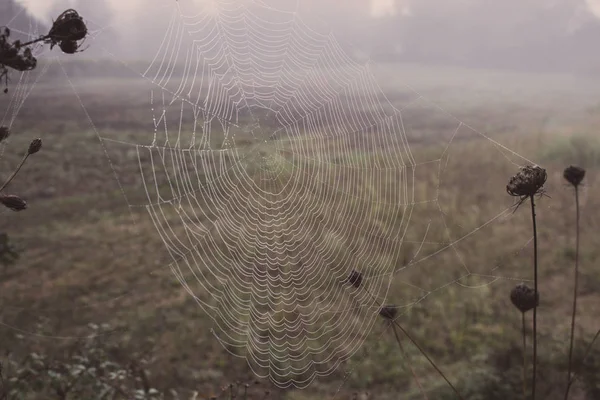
[
  {"x1": 563, "y1": 165, "x2": 585, "y2": 187},
  {"x1": 510, "y1": 283, "x2": 539, "y2": 313},
  {"x1": 0, "y1": 40, "x2": 37, "y2": 72},
  {"x1": 0, "y1": 194, "x2": 27, "y2": 211},
  {"x1": 0, "y1": 126, "x2": 9, "y2": 142},
  {"x1": 379, "y1": 305, "x2": 397, "y2": 320},
  {"x1": 28, "y1": 138, "x2": 42, "y2": 155},
  {"x1": 48, "y1": 9, "x2": 87, "y2": 46},
  {"x1": 346, "y1": 270, "x2": 363, "y2": 288},
  {"x1": 0, "y1": 27, "x2": 10, "y2": 41},
  {"x1": 507, "y1": 165, "x2": 547, "y2": 197},
  {"x1": 58, "y1": 40, "x2": 79, "y2": 54}
]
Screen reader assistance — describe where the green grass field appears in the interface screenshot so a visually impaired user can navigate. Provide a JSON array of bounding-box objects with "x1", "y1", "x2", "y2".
[{"x1": 1, "y1": 62, "x2": 600, "y2": 399}]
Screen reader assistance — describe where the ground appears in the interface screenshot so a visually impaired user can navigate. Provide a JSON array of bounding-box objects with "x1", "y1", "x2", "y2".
[{"x1": 1, "y1": 61, "x2": 599, "y2": 399}]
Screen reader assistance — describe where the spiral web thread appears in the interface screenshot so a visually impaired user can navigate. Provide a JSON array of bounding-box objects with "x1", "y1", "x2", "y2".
[
  {"x1": 0, "y1": 0, "x2": 539, "y2": 391},
  {"x1": 137, "y1": 1, "x2": 414, "y2": 388}
]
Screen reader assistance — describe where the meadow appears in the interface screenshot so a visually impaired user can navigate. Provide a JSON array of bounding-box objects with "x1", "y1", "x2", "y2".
[{"x1": 1, "y1": 60, "x2": 600, "y2": 399}]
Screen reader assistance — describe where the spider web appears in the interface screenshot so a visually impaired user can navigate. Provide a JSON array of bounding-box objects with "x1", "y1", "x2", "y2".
[
  {"x1": 0, "y1": 0, "x2": 540, "y2": 392},
  {"x1": 136, "y1": 1, "x2": 412, "y2": 386}
]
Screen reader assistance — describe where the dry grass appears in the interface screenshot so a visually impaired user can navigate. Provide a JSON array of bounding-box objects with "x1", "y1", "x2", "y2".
[{"x1": 0, "y1": 71, "x2": 599, "y2": 399}]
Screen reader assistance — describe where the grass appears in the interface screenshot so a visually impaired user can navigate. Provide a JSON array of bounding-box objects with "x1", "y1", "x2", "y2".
[{"x1": 0, "y1": 65, "x2": 600, "y2": 399}]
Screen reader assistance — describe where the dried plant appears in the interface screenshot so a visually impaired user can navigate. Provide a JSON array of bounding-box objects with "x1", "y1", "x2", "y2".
[
  {"x1": 563, "y1": 166, "x2": 585, "y2": 187},
  {"x1": 346, "y1": 270, "x2": 363, "y2": 289},
  {"x1": 510, "y1": 283, "x2": 539, "y2": 314},
  {"x1": 378, "y1": 305, "x2": 397, "y2": 321},
  {"x1": 0, "y1": 28, "x2": 36, "y2": 93},
  {"x1": 344, "y1": 265, "x2": 466, "y2": 400},
  {"x1": 0, "y1": 194, "x2": 26, "y2": 211},
  {"x1": 378, "y1": 305, "x2": 428, "y2": 399},
  {"x1": 510, "y1": 283, "x2": 539, "y2": 400},
  {"x1": 507, "y1": 164, "x2": 547, "y2": 400},
  {"x1": 375, "y1": 304, "x2": 464, "y2": 400},
  {"x1": 0, "y1": 9, "x2": 88, "y2": 93},
  {"x1": 507, "y1": 165, "x2": 548, "y2": 210},
  {"x1": 0, "y1": 137, "x2": 42, "y2": 212},
  {"x1": 46, "y1": 9, "x2": 88, "y2": 49},
  {"x1": 563, "y1": 165, "x2": 585, "y2": 400},
  {"x1": 0, "y1": 126, "x2": 9, "y2": 142},
  {"x1": 27, "y1": 138, "x2": 42, "y2": 155}
]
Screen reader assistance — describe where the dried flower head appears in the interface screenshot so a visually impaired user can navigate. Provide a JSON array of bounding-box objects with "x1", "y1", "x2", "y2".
[
  {"x1": 58, "y1": 40, "x2": 80, "y2": 54},
  {"x1": 0, "y1": 126, "x2": 9, "y2": 142},
  {"x1": 45, "y1": 9, "x2": 88, "y2": 54},
  {"x1": 1, "y1": 27, "x2": 10, "y2": 41},
  {"x1": 0, "y1": 194, "x2": 27, "y2": 211},
  {"x1": 0, "y1": 27, "x2": 37, "y2": 92},
  {"x1": 48, "y1": 9, "x2": 87, "y2": 50},
  {"x1": 510, "y1": 283, "x2": 539, "y2": 313},
  {"x1": 507, "y1": 165, "x2": 547, "y2": 198},
  {"x1": 563, "y1": 165, "x2": 585, "y2": 187},
  {"x1": 28, "y1": 138, "x2": 42, "y2": 155},
  {"x1": 379, "y1": 305, "x2": 397, "y2": 320},
  {"x1": 346, "y1": 270, "x2": 363, "y2": 288}
]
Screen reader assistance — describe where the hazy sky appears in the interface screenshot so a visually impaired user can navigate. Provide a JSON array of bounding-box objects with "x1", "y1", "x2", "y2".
[
  {"x1": 16, "y1": 0, "x2": 398, "y2": 24},
  {"x1": 16, "y1": 0, "x2": 600, "y2": 21},
  {"x1": 11, "y1": 0, "x2": 600, "y2": 73}
]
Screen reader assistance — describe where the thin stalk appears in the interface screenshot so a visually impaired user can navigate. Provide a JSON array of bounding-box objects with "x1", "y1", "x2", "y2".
[
  {"x1": 393, "y1": 321, "x2": 464, "y2": 400},
  {"x1": 564, "y1": 186, "x2": 580, "y2": 400},
  {"x1": 361, "y1": 284, "x2": 464, "y2": 399},
  {"x1": 391, "y1": 323, "x2": 428, "y2": 400},
  {"x1": 15, "y1": 35, "x2": 49, "y2": 49},
  {"x1": 522, "y1": 312, "x2": 527, "y2": 400},
  {"x1": 0, "y1": 152, "x2": 29, "y2": 192},
  {"x1": 568, "y1": 328, "x2": 600, "y2": 388},
  {"x1": 530, "y1": 194, "x2": 538, "y2": 400}
]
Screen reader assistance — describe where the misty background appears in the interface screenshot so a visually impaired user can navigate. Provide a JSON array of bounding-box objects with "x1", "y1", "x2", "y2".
[{"x1": 2, "y1": 0, "x2": 600, "y2": 75}]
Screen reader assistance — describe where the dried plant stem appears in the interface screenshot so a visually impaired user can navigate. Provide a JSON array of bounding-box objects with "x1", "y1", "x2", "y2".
[
  {"x1": 521, "y1": 311, "x2": 527, "y2": 400},
  {"x1": 392, "y1": 321, "x2": 464, "y2": 400},
  {"x1": 360, "y1": 285, "x2": 463, "y2": 399},
  {"x1": 564, "y1": 186, "x2": 580, "y2": 400},
  {"x1": 391, "y1": 323, "x2": 428, "y2": 400},
  {"x1": 15, "y1": 35, "x2": 48, "y2": 48},
  {"x1": 530, "y1": 194, "x2": 538, "y2": 400},
  {"x1": 568, "y1": 328, "x2": 600, "y2": 388},
  {"x1": 0, "y1": 152, "x2": 29, "y2": 192}
]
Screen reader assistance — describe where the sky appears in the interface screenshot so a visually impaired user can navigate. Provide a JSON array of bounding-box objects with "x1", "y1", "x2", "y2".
[
  {"x1": 11, "y1": 0, "x2": 600, "y2": 74},
  {"x1": 16, "y1": 0, "x2": 600, "y2": 21}
]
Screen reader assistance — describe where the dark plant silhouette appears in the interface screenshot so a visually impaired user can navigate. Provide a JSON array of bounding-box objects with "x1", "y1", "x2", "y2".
[
  {"x1": 507, "y1": 164, "x2": 547, "y2": 400},
  {"x1": 510, "y1": 283, "x2": 539, "y2": 400},
  {"x1": 0, "y1": 9, "x2": 88, "y2": 93},
  {"x1": 563, "y1": 165, "x2": 585, "y2": 400},
  {"x1": 0, "y1": 131, "x2": 43, "y2": 212},
  {"x1": 347, "y1": 269, "x2": 465, "y2": 400}
]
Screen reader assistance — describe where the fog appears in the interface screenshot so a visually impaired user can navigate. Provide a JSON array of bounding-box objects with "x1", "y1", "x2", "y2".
[{"x1": 7, "y1": 0, "x2": 600, "y2": 74}]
